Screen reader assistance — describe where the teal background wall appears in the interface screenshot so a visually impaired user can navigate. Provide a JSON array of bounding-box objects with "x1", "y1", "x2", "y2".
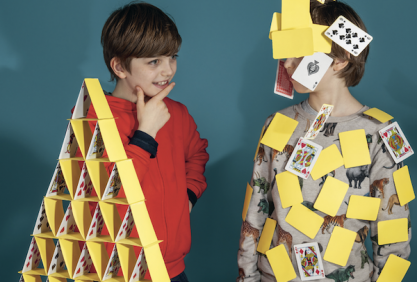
[{"x1": 1, "y1": 0, "x2": 416, "y2": 281}]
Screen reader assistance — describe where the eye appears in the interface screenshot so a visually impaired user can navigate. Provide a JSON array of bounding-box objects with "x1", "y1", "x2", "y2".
[
  {"x1": 171, "y1": 54, "x2": 178, "y2": 60},
  {"x1": 148, "y1": 59, "x2": 159, "y2": 65}
]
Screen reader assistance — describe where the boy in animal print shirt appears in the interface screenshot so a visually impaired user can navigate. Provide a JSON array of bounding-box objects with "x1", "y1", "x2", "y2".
[{"x1": 237, "y1": 1, "x2": 411, "y2": 282}]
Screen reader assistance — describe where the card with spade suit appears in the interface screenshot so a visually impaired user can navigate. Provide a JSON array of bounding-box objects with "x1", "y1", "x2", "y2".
[{"x1": 292, "y1": 52, "x2": 333, "y2": 91}]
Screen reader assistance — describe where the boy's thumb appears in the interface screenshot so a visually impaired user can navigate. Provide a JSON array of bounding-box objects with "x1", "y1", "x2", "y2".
[{"x1": 136, "y1": 86, "x2": 145, "y2": 109}]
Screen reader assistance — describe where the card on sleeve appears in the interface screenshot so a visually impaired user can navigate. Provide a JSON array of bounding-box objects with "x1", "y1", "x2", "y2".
[
  {"x1": 377, "y1": 254, "x2": 411, "y2": 282},
  {"x1": 242, "y1": 183, "x2": 253, "y2": 222},
  {"x1": 378, "y1": 218, "x2": 408, "y2": 245},
  {"x1": 379, "y1": 122, "x2": 414, "y2": 163},
  {"x1": 257, "y1": 218, "x2": 277, "y2": 254},
  {"x1": 393, "y1": 165, "x2": 415, "y2": 206},
  {"x1": 266, "y1": 244, "x2": 297, "y2": 282}
]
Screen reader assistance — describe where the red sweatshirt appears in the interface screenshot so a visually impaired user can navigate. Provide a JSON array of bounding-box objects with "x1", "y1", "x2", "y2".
[{"x1": 85, "y1": 95, "x2": 209, "y2": 278}]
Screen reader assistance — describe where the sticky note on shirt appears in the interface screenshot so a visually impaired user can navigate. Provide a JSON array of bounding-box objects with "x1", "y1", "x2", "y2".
[
  {"x1": 276, "y1": 171, "x2": 303, "y2": 209},
  {"x1": 266, "y1": 244, "x2": 297, "y2": 282},
  {"x1": 377, "y1": 254, "x2": 411, "y2": 282},
  {"x1": 257, "y1": 218, "x2": 277, "y2": 254},
  {"x1": 261, "y1": 113, "x2": 298, "y2": 152},
  {"x1": 378, "y1": 218, "x2": 408, "y2": 245},
  {"x1": 285, "y1": 203, "x2": 323, "y2": 239},
  {"x1": 393, "y1": 165, "x2": 415, "y2": 206},
  {"x1": 271, "y1": 28, "x2": 314, "y2": 59},
  {"x1": 242, "y1": 183, "x2": 253, "y2": 222},
  {"x1": 339, "y1": 129, "x2": 371, "y2": 168},
  {"x1": 346, "y1": 195, "x2": 380, "y2": 221},
  {"x1": 269, "y1": 13, "x2": 281, "y2": 39},
  {"x1": 281, "y1": 0, "x2": 312, "y2": 30},
  {"x1": 311, "y1": 144, "x2": 344, "y2": 180},
  {"x1": 323, "y1": 226, "x2": 356, "y2": 266},
  {"x1": 254, "y1": 126, "x2": 266, "y2": 161},
  {"x1": 312, "y1": 24, "x2": 332, "y2": 53},
  {"x1": 363, "y1": 108, "x2": 393, "y2": 123},
  {"x1": 314, "y1": 176, "x2": 348, "y2": 216}
]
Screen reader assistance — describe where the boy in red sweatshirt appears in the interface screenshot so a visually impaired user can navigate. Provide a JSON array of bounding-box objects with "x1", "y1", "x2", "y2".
[{"x1": 88, "y1": 2, "x2": 209, "y2": 281}]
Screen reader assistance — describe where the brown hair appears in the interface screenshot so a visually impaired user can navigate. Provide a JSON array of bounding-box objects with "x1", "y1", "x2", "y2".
[
  {"x1": 101, "y1": 2, "x2": 182, "y2": 81},
  {"x1": 310, "y1": 0, "x2": 369, "y2": 87}
]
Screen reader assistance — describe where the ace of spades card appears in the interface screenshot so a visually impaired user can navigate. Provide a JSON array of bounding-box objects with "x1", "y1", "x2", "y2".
[
  {"x1": 86, "y1": 203, "x2": 105, "y2": 240},
  {"x1": 103, "y1": 245, "x2": 122, "y2": 279},
  {"x1": 285, "y1": 138, "x2": 323, "y2": 179},
  {"x1": 74, "y1": 162, "x2": 94, "y2": 200},
  {"x1": 294, "y1": 242, "x2": 325, "y2": 281},
  {"x1": 22, "y1": 238, "x2": 42, "y2": 273},
  {"x1": 102, "y1": 164, "x2": 122, "y2": 201},
  {"x1": 292, "y1": 52, "x2": 333, "y2": 91},
  {"x1": 48, "y1": 241, "x2": 65, "y2": 275},
  {"x1": 379, "y1": 122, "x2": 414, "y2": 163},
  {"x1": 305, "y1": 104, "x2": 334, "y2": 139},
  {"x1": 116, "y1": 206, "x2": 135, "y2": 241},
  {"x1": 73, "y1": 243, "x2": 93, "y2": 278},
  {"x1": 130, "y1": 248, "x2": 148, "y2": 282}
]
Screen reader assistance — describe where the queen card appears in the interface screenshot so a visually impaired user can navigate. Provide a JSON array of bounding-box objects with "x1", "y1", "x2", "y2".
[
  {"x1": 285, "y1": 138, "x2": 322, "y2": 179},
  {"x1": 294, "y1": 242, "x2": 325, "y2": 281},
  {"x1": 379, "y1": 122, "x2": 414, "y2": 163},
  {"x1": 304, "y1": 104, "x2": 334, "y2": 139}
]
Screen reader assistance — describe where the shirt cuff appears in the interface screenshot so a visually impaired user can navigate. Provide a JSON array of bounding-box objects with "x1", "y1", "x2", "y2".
[
  {"x1": 187, "y1": 189, "x2": 197, "y2": 207},
  {"x1": 129, "y1": 130, "x2": 158, "y2": 158}
]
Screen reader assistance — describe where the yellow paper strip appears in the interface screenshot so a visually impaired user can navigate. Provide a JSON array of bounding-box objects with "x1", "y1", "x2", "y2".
[
  {"x1": 377, "y1": 254, "x2": 411, "y2": 282},
  {"x1": 84, "y1": 78, "x2": 113, "y2": 119},
  {"x1": 346, "y1": 195, "x2": 380, "y2": 221},
  {"x1": 311, "y1": 144, "x2": 344, "y2": 180},
  {"x1": 257, "y1": 218, "x2": 277, "y2": 254},
  {"x1": 339, "y1": 129, "x2": 371, "y2": 168},
  {"x1": 22, "y1": 274, "x2": 43, "y2": 282},
  {"x1": 130, "y1": 201, "x2": 158, "y2": 246},
  {"x1": 285, "y1": 203, "x2": 323, "y2": 239},
  {"x1": 269, "y1": 13, "x2": 281, "y2": 39},
  {"x1": 266, "y1": 244, "x2": 297, "y2": 282},
  {"x1": 363, "y1": 108, "x2": 393, "y2": 123},
  {"x1": 45, "y1": 277, "x2": 67, "y2": 282},
  {"x1": 144, "y1": 243, "x2": 170, "y2": 282},
  {"x1": 85, "y1": 161, "x2": 109, "y2": 200},
  {"x1": 99, "y1": 202, "x2": 122, "y2": 242},
  {"x1": 70, "y1": 120, "x2": 93, "y2": 159},
  {"x1": 35, "y1": 237, "x2": 55, "y2": 272},
  {"x1": 378, "y1": 218, "x2": 408, "y2": 245},
  {"x1": 44, "y1": 198, "x2": 65, "y2": 236},
  {"x1": 393, "y1": 165, "x2": 415, "y2": 206},
  {"x1": 117, "y1": 159, "x2": 145, "y2": 204},
  {"x1": 261, "y1": 113, "x2": 298, "y2": 152},
  {"x1": 276, "y1": 171, "x2": 303, "y2": 209},
  {"x1": 314, "y1": 176, "x2": 348, "y2": 216},
  {"x1": 116, "y1": 244, "x2": 137, "y2": 282},
  {"x1": 59, "y1": 159, "x2": 81, "y2": 199},
  {"x1": 98, "y1": 119, "x2": 127, "y2": 162},
  {"x1": 86, "y1": 241, "x2": 109, "y2": 281},
  {"x1": 242, "y1": 183, "x2": 253, "y2": 222},
  {"x1": 59, "y1": 239, "x2": 81, "y2": 279},
  {"x1": 281, "y1": 0, "x2": 312, "y2": 30},
  {"x1": 323, "y1": 226, "x2": 356, "y2": 266},
  {"x1": 71, "y1": 201, "x2": 92, "y2": 239},
  {"x1": 271, "y1": 28, "x2": 314, "y2": 59},
  {"x1": 312, "y1": 24, "x2": 332, "y2": 53},
  {"x1": 254, "y1": 126, "x2": 266, "y2": 162}
]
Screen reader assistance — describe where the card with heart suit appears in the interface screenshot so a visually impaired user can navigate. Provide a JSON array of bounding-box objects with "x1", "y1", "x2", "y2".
[
  {"x1": 285, "y1": 138, "x2": 323, "y2": 179},
  {"x1": 379, "y1": 122, "x2": 414, "y2": 163},
  {"x1": 103, "y1": 245, "x2": 121, "y2": 280},
  {"x1": 45, "y1": 162, "x2": 67, "y2": 197},
  {"x1": 86, "y1": 122, "x2": 105, "y2": 159},
  {"x1": 102, "y1": 163, "x2": 122, "y2": 201},
  {"x1": 115, "y1": 206, "x2": 135, "y2": 241},
  {"x1": 22, "y1": 238, "x2": 41, "y2": 273},
  {"x1": 57, "y1": 202, "x2": 76, "y2": 236},
  {"x1": 130, "y1": 248, "x2": 148, "y2": 282},
  {"x1": 74, "y1": 162, "x2": 94, "y2": 200},
  {"x1": 305, "y1": 104, "x2": 334, "y2": 139},
  {"x1": 32, "y1": 199, "x2": 50, "y2": 235},
  {"x1": 274, "y1": 59, "x2": 294, "y2": 99},
  {"x1": 86, "y1": 203, "x2": 105, "y2": 240},
  {"x1": 292, "y1": 52, "x2": 333, "y2": 91},
  {"x1": 73, "y1": 243, "x2": 93, "y2": 278},
  {"x1": 58, "y1": 121, "x2": 79, "y2": 159},
  {"x1": 48, "y1": 241, "x2": 65, "y2": 275},
  {"x1": 325, "y1": 16, "x2": 373, "y2": 57},
  {"x1": 294, "y1": 242, "x2": 325, "y2": 281},
  {"x1": 72, "y1": 80, "x2": 92, "y2": 119}
]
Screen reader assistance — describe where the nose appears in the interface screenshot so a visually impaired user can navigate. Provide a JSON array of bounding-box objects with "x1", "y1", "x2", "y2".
[
  {"x1": 161, "y1": 58, "x2": 174, "y2": 77},
  {"x1": 284, "y1": 58, "x2": 296, "y2": 70}
]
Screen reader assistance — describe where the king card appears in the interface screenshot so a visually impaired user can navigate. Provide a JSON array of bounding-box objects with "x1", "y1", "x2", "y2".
[
  {"x1": 102, "y1": 164, "x2": 122, "y2": 200},
  {"x1": 274, "y1": 59, "x2": 294, "y2": 99},
  {"x1": 379, "y1": 122, "x2": 414, "y2": 163},
  {"x1": 86, "y1": 122, "x2": 105, "y2": 159},
  {"x1": 58, "y1": 121, "x2": 79, "y2": 159},
  {"x1": 45, "y1": 162, "x2": 67, "y2": 197},
  {"x1": 325, "y1": 16, "x2": 373, "y2": 57},
  {"x1": 130, "y1": 248, "x2": 148, "y2": 282},
  {"x1": 285, "y1": 138, "x2": 322, "y2": 179},
  {"x1": 305, "y1": 104, "x2": 334, "y2": 139},
  {"x1": 292, "y1": 52, "x2": 333, "y2": 91},
  {"x1": 294, "y1": 242, "x2": 325, "y2": 281}
]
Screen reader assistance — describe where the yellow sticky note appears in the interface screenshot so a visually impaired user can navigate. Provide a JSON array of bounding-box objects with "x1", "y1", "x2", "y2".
[
  {"x1": 271, "y1": 28, "x2": 314, "y2": 59},
  {"x1": 86, "y1": 241, "x2": 109, "y2": 280},
  {"x1": 261, "y1": 113, "x2": 298, "y2": 152},
  {"x1": 116, "y1": 244, "x2": 137, "y2": 282},
  {"x1": 254, "y1": 126, "x2": 266, "y2": 162},
  {"x1": 99, "y1": 202, "x2": 122, "y2": 242},
  {"x1": 257, "y1": 218, "x2": 277, "y2": 254},
  {"x1": 311, "y1": 144, "x2": 344, "y2": 180},
  {"x1": 269, "y1": 13, "x2": 281, "y2": 39},
  {"x1": 266, "y1": 244, "x2": 297, "y2": 282},
  {"x1": 276, "y1": 171, "x2": 303, "y2": 209},
  {"x1": 242, "y1": 183, "x2": 253, "y2": 221},
  {"x1": 346, "y1": 195, "x2": 380, "y2": 221},
  {"x1": 339, "y1": 129, "x2": 371, "y2": 168},
  {"x1": 377, "y1": 254, "x2": 411, "y2": 282},
  {"x1": 363, "y1": 108, "x2": 393, "y2": 123},
  {"x1": 393, "y1": 165, "x2": 415, "y2": 206},
  {"x1": 144, "y1": 243, "x2": 170, "y2": 282},
  {"x1": 59, "y1": 239, "x2": 81, "y2": 278},
  {"x1": 378, "y1": 218, "x2": 408, "y2": 245},
  {"x1": 323, "y1": 226, "x2": 356, "y2": 266},
  {"x1": 285, "y1": 203, "x2": 323, "y2": 239},
  {"x1": 117, "y1": 159, "x2": 145, "y2": 204},
  {"x1": 84, "y1": 78, "x2": 113, "y2": 119},
  {"x1": 281, "y1": 0, "x2": 312, "y2": 30},
  {"x1": 97, "y1": 119, "x2": 127, "y2": 162},
  {"x1": 130, "y1": 201, "x2": 158, "y2": 246},
  {"x1": 312, "y1": 24, "x2": 332, "y2": 54},
  {"x1": 314, "y1": 176, "x2": 348, "y2": 216}
]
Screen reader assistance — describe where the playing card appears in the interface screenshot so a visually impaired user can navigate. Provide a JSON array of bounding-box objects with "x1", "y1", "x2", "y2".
[
  {"x1": 379, "y1": 122, "x2": 414, "y2": 163},
  {"x1": 72, "y1": 80, "x2": 92, "y2": 119},
  {"x1": 57, "y1": 202, "x2": 76, "y2": 236},
  {"x1": 48, "y1": 241, "x2": 65, "y2": 275},
  {"x1": 58, "y1": 121, "x2": 79, "y2": 159},
  {"x1": 304, "y1": 104, "x2": 334, "y2": 139},
  {"x1": 285, "y1": 138, "x2": 323, "y2": 179},
  {"x1": 292, "y1": 52, "x2": 333, "y2": 91},
  {"x1": 325, "y1": 16, "x2": 373, "y2": 57},
  {"x1": 130, "y1": 248, "x2": 148, "y2": 282},
  {"x1": 32, "y1": 199, "x2": 50, "y2": 235},
  {"x1": 19, "y1": 275, "x2": 24, "y2": 282},
  {"x1": 294, "y1": 242, "x2": 325, "y2": 281},
  {"x1": 103, "y1": 245, "x2": 121, "y2": 279},
  {"x1": 86, "y1": 122, "x2": 105, "y2": 159},
  {"x1": 274, "y1": 59, "x2": 294, "y2": 99},
  {"x1": 102, "y1": 164, "x2": 122, "y2": 200},
  {"x1": 45, "y1": 162, "x2": 67, "y2": 197},
  {"x1": 22, "y1": 238, "x2": 41, "y2": 273},
  {"x1": 73, "y1": 243, "x2": 93, "y2": 278},
  {"x1": 115, "y1": 206, "x2": 135, "y2": 241},
  {"x1": 86, "y1": 203, "x2": 105, "y2": 240},
  {"x1": 74, "y1": 162, "x2": 94, "y2": 200}
]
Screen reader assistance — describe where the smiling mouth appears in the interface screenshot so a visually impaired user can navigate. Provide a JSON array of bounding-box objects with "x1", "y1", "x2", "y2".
[{"x1": 153, "y1": 80, "x2": 168, "y2": 86}]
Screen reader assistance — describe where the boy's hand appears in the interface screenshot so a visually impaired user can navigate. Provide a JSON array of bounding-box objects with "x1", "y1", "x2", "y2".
[
  {"x1": 136, "y1": 83, "x2": 175, "y2": 138},
  {"x1": 189, "y1": 200, "x2": 192, "y2": 213}
]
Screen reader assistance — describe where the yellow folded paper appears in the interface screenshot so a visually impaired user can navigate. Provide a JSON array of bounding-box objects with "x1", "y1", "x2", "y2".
[
  {"x1": 323, "y1": 226, "x2": 356, "y2": 266},
  {"x1": 377, "y1": 254, "x2": 411, "y2": 282},
  {"x1": 261, "y1": 113, "x2": 298, "y2": 151},
  {"x1": 21, "y1": 275, "x2": 42, "y2": 282},
  {"x1": 86, "y1": 241, "x2": 109, "y2": 280},
  {"x1": 311, "y1": 144, "x2": 344, "y2": 181},
  {"x1": 116, "y1": 243, "x2": 137, "y2": 282},
  {"x1": 254, "y1": 126, "x2": 266, "y2": 162},
  {"x1": 285, "y1": 203, "x2": 323, "y2": 239},
  {"x1": 281, "y1": 0, "x2": 312, "y2": 30},
  {"x1": 276, "y1": 171, "x2": 303, "y2": 209},
  {"x1": 242, "y1": 183, "x2": 253, "y2": 221},
  {"x1": 145, "y1": 243, "x2": 170, "y2": 282},
  {"x1": 339, "y1": 129, "x2": 371, "y2": 168},
  {"x1": 99, "y1": 202, "x2": 122, "y2": 242},
  {"x1": 266, "y1": 244, "x2": 297, "y2": 282},
  {"x1": 378, "y1": 218, "x2": 408, "y2": 245},
  {"x1": 393, "y1": 165, "x2": 415, "y2": 206},
  {"x1": 130, "y1": 201, "x2": 158, "y2": 246},
  {"x1": 271, "y1": 28, "x2": 314, "y2": 59},
  {"x1": 98, "y1": 119, "x2": 127, "y2": 162},
  {"x1": 117, "y1": 159, "x2": 145, "y2": 204},
  {"x1": 70, "y1": 120, "x2": 93, "y2": 159},
  {"x1": 346, "y1": 195, "x2": 380, "y2": 221},
  {"x1": 84, "y1": 78, "x2": 113, "y2": 119},
  {"x1": 257, "y1": 218, "x2": 277, "y2": 254},
  {"x1": 269, "y1": 13, "x2": 281, "y2": 40},
  {"x1": 314, "y1": 176, "x2": 348, "y2": 216},
  {"x1": 85, "y1": 161, "x2": 109, "y2": 199},
  {"x1": 312, "y1": 24, "x2": 332, "y2": 53},
  {"x1": 59, "y1": 239, "x2": 81, "y2": 279},
  {"x1": 363, "y1": 108, "x2": 393, "y2": 123}
]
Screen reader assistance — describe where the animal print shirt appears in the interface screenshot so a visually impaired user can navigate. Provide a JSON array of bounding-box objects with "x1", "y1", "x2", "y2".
[{"x1": 237, "y1": 102, "x2": 411, "y2": 282}]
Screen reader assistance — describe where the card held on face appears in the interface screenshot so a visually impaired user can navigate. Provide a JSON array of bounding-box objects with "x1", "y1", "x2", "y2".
[
  {"x1": 285, "y1": 203, "x2": 324, "y2": 239},
  {"x1": 323, "y1": 226, "x2": 356, "y2": 266},
  {"x1": 311, "y1": 144, "x2": 344, "y2": 180},
  {"x1": 261, "y1": 113, "x2": 298, "y2": 152},
  {"x1": 274, "y1": 60, "x2": 294, "y2": 99},
  {"x1": 377, "y1": 255, "x2": 411, "y2": 282},
  {"x1": 266, "y1": 244, "x2": 297, "y2": 282},
  {"x1": 393, "y1": 165, "x2": 415, "y2": 206},
  {"x1": 346, "y1": 195, "x2": 380, "y2": 221},
  {"x1": 314, "y1": 176, "x2": 348, "y2": 217},
  {"x1": 378, "y1": 218, "x2": 408, "y2": 245},
  {"x1": 339, "y1": 129, "x2": 371, "y2": 168},
  {"x1": 257, "y1": 218, "x2": 277, "y2": 254},
  {"x1": 276, "y1": 171, "x2": 303, "y2": 209}
]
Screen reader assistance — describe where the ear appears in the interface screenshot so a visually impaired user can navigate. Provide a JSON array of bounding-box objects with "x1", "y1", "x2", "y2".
[
  {"x1": 110, "y1": 57, "x2": 127, "y2": 79},
  {"x1": 333, "y1": 52, "x2": 350, "y2": 72}
]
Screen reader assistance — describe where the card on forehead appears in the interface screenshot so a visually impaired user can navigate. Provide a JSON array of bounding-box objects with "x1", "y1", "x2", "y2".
[
  {"x1": 274, "y1": 59, "x2": 294, "y2": 99},
  {"x1": 294, "y1": 242, "x2": 325, "y2": 281},
  {"x1": 285, "y1": 138, "x2": 322, "y2": 179},
  {"x1": 305, "y1": 104, "x2": 334, "y2": 139},
  {"x1": 292, "y1": 52, "x2": 333, "y2": 91},
  {"x1": 379, "y1": 122, "x2": 414, "y2": 163},
  {"x1": 102, "y1": 163, "x2": 122, "y2": 200},
  {"x1": 325, "y1": 16, "x2": 373, "y2": 57}
]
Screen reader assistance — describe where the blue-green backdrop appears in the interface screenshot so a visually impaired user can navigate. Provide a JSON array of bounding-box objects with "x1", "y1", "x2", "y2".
[{"x1": 2, "y1": 0, "x2": 416, "y2": 281}]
